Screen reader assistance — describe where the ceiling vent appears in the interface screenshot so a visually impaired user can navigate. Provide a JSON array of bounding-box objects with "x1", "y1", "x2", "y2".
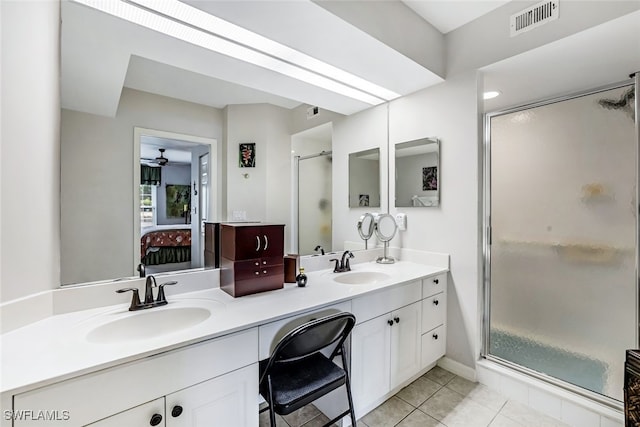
[
  {"x1": 307, "y1": 106, "x2": 320, "y2": 119},
  {"x1": 510, "y1": 0, "x2": 559, "y2": 37}
]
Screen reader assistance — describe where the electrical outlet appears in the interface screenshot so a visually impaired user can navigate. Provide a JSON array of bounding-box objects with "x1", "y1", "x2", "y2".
[
  {"x1": 232, "y1": 210, "x2": 247, "y2": 221},
  {"x1": 395, "y1": 213, "x2": 407, "y2": 231}
]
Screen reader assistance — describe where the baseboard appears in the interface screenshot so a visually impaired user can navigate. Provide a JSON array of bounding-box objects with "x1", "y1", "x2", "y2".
[{"x1": 437, "y1": 356, "x2": 476, "y2": 381}]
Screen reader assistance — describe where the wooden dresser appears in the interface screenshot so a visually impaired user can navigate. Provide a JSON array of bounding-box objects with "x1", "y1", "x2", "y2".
[{"x1": 219, "y1": 223, "x2": 285, "y2": 297}]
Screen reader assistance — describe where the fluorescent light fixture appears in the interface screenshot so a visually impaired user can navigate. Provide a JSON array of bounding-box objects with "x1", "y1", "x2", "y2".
[
  {"x1": 483, "y1": 90, "x2": 501, "y2": 100},
  {"x1": 72, "y1": 0, "x2": 398, "y2": 105}
]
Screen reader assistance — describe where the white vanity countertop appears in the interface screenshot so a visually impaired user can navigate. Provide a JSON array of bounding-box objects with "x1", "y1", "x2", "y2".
[{"x1": 0, "y1": 261, "x2": 446, "y2": 395}]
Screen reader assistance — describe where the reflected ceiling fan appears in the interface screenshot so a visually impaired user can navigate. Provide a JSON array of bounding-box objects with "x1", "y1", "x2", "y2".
[{"x1": 142, "y1": 148, "x2": 170, "y2": 166}]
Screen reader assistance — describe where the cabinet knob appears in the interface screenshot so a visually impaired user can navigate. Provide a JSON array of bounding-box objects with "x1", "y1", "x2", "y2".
[
  {"x1": 433, "y1": 299, "x2": 439, "y2": 306},
  {"x1": 387, "y1": 319, "x2": 394, "y2": 326},
  {"x1": 263, "y1": 270, "x2": 267, "y2": 274},
  {"x1": 433, "y1": 279, "x2": 439, "y2": 284},
  {"x1": 394, "y1": 317, "x2": 400, "y2": 324},
  {"x1": 171, "y1": 405, "x2": 183, "y2": 418},
  {"x1": 433, "y1": 333, "x2": 439, "y2": 340},
  {"x1": 255, "y1": 262, "x2": 260, "y2": 266},
  {"x1": 263, "y1": 260, "x2": 267, "y2": 265},
  {"x1": 150, "y1": 413, "x2": 163, "y2": 426},
  {"x1": 255, "y1": 271, "x2": 260, "y2": 275}
]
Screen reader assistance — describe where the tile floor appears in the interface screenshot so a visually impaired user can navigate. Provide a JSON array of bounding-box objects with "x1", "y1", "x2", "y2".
[{"x1": 259, "y1": 366, "x2": 572, "y2": 427}]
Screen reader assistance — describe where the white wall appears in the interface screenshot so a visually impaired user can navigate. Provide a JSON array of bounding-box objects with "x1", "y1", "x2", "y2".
[
  {"x1": 61, "y1": 89, "x2": 223, "y2": 285},
  {"x1": 0, "y1": 1, "x2": 60, "y2": 303},
  {"x1": 389, "y1": 72, "x2": 481, "y2": 368}
]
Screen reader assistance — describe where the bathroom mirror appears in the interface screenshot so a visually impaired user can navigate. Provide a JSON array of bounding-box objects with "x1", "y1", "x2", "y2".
[
  {"x1": 357, "y1": 213, "x2": 375, "y2": 249},
  {"x1": 374, "y1": 214, "x2": 397, "y2": 264},
  {"x1": 348, "y1": 148, "x2": 381, "y2": 208},
  {"x1": 395, "y1": 137, "x2": 440, "y2": 207}
]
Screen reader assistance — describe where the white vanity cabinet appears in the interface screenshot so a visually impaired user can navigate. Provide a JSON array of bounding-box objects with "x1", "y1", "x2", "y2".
[
  {"x1": 421, "y1": 273, "x2": 447, "y2": 368},
  {"x1": 12, "y1": 328, "x2": 259, "y2": 427},
  {"x1": 350, "y1": 280, "x2": 422, "y2": 418}
]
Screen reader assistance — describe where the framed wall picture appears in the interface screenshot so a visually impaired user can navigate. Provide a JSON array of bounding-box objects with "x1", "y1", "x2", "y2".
[
  {"x1": 423, "y1": 166, "x2": 438, "y2": 191},
  {"x1": 239, "y1": 142, "x2": 256, "y2": 168},
  {"x1": 166, "y1": 184, "x2": 190, "y2": 217}
]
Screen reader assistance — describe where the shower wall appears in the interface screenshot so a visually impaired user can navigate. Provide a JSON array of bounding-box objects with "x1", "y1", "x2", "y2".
[{"x1": 488, "y1": 85, "x2": 637, "y2": 400}]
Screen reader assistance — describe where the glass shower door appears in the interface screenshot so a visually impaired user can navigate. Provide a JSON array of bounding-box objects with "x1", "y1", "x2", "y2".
[{"x1": 487, "y1": 84, "x2": 637, "y2": 401}]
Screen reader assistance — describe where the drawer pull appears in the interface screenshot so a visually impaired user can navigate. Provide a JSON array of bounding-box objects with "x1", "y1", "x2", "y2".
[
  {"x1": 150, "y1": 413, "x2": 163, "y2": 426},
  {"x1": 433, "y1": 299, "x2": 439, "y2": 306},
  {"x1": 387, "y1": 319, "x2": 394, "y2": 326},
  {"x1": 255, "y1": 262, "x2": 260, "y2": 266},
  {"x1": 263, "y1": 270, "x2": 267, "y2": 274},
  {"x1": 263, "y1": 260, "x2": 267, "y2": 265},
  {"x1": 264, "y1": 235, "x2": 269, "y2": 250},
  {"x1": 255, "y1": 236, "x2": 261, "y2": 251},
  {"x1": 394, "y1": 317, "x2": 400, "y2": 324},
  {"x1": 171, "y1": 405, "x2": 183, "y2": 418},
  {"x1": 433, "y1": 333, "x2": 439, "y2": 340},
  {"x1": 255, "y1": 272, "x2": 260, "y2": 276},
  {"x1": 433, "y1": 279, "x2": 439, "y2": 284}
]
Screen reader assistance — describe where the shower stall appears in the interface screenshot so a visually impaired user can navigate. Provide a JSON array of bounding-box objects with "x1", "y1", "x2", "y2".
[{"x1": 484, "y1": 79, "x2": 638, "y2": 404}]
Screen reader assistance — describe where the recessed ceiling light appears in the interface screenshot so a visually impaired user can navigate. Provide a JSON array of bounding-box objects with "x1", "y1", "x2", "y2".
[
  {"x1": 483, "y1": 90, "x2": 501, "y2": 100},
  {"x1": 71, "y1": 0, "x2": 399, "y2": 105}
]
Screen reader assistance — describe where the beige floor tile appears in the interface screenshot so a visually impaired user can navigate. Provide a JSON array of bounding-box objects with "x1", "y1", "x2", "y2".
[
  {"x1": 396, "y1": 409, "x2": 445, "y2": 427},
  {"x1": 418, "y1": 386, "x2": 465, "y2": 421},
  {"x1": 300, "y1": 413, "x2": 338, "y2": 427},
  {"x1": 282, "y1": 405, "x2": 322, "y2": 427},
  {"x1": 423, "y1": 366, "x2": 456, "y2": 385},
  {"x1": 259, "y1": 409, "x2": 288, "y2": 427},
  {"x1": 435, "y1": 397, "x2": 498, "y2": 427},
  {"x1": 446, "y1": 378, "x2": 508, "y2": 412},
  {"x1": 499, "y1": 401, "x2": 570, "y2": 427},
  {"x1": 490, "y1": 414, "x2": 524, "y2": 427},
  {"x1": 396, "y1": 377, "x2": 442, "y2": 407},
  {"x1": 361, "y1": 396, "x2": 414, "y2": 427}
]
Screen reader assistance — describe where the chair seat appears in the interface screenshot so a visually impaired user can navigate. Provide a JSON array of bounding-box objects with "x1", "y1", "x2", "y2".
[{"x1": 260, "y1": 352, "x2": 347, "y2": 415}]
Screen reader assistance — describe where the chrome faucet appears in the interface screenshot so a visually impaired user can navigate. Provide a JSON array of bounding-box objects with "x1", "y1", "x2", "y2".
[
  {"x1": 314, "y1": 245, "x2": 325, "y2": 255},
  {"x1": 116, "y1": 275, "x2": 179, "y2": 311},
  {"x1": 329, "y1": 251, "x2": 354, "y2": 273}
]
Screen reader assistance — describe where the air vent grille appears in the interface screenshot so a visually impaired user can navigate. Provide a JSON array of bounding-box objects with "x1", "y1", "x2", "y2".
[{"x1": 510, "y1": 0, "x2": 559, "y2": 37}]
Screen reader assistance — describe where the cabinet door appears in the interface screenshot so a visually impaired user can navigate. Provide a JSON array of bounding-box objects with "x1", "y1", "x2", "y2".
[
  {"x1": 166, "y1": 364, "x2": 258, "y2": 427},
  {"x1": 259, "y1": 225, "x2": 284, "y2": 258},
  {"x1": 86, "y1": 398, "x2": 165, "y2": 427},
  {"x1": 390, "y1": 302, "x2": 422, "y2": 389},
  {"x1": 350, "y1": 315, "x2": 391, "y2": 418}
]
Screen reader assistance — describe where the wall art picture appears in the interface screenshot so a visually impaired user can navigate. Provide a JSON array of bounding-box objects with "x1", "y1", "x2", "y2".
[
  {"x1": 423, "y1": 166, "x2": 438, "y2": 191},
  {"x1": 239, "y1": 142, "x2": 256, "y2": 168},
  {"x1": 166, "y1": 184, "x2": 190, "y2": 217},
  {"x1": 359, "y1": 194, "x2": 370, "y2": 207}
]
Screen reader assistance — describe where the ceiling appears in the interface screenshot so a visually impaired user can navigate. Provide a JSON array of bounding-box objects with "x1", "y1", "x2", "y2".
[{"x1": 61, "y1": 0, "x2": 512, "y2": 118}]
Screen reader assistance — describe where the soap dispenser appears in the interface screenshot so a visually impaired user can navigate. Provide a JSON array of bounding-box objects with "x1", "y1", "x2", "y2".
[{"x1": 296, "y1": 267, "x2": 308, "y2": 287}]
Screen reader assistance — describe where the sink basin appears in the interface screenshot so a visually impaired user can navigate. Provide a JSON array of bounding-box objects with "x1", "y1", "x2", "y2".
[
  {"x1": 86, "y1": 306, "x2": 213, "y2": 344},
  {"x1": 332, "y1": 271, "x2": 391, "y2": 285}
]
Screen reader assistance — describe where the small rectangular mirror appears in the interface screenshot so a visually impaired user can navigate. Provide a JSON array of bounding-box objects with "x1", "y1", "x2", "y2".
[
  {"x1": 349, "y1": 148, "x2": 381, "y2": 208},
  {"x1": 395, "y1": 137, "x2": 440, "y2": 207}
]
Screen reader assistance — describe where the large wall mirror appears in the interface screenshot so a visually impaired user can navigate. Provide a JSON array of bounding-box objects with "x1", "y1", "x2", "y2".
[
  {"x1": 348, "y1": 148, "x2": 381, "y2": 208},
  {"x1": 395, "y1": 137, "x2": 440, "y2": 207}
]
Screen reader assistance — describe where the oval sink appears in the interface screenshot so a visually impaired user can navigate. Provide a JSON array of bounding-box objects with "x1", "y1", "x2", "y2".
[
  {"x1": 86, "y1": 306, "x2": 212, "y2": 344},
  {"x1": 333, "y1": 271, "x2": 391, "y2": 285}
]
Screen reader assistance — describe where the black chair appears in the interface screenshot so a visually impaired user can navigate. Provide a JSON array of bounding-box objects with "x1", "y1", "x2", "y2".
[{"x1": 259, "y1": 312, "x2": 358, "y2": 427}]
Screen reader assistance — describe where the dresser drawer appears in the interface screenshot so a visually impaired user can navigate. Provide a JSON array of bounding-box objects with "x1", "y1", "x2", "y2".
[
  {"x1": 422, "y1": 273, "x2": 446, "y2": 298},
  {"x1": 235, "y1": 264, "x2": 284, "y2": 281},
  {"x1": 422, "y1": 292, "x2": 445, "y2": 333}
]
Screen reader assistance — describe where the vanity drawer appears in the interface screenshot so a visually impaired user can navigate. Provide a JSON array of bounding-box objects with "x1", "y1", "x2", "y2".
[
  {"x1": 259, "y1": 301, "x2": 352, "y2": 359},
  {"x1": 422, "y1": 273, "x2": 446, "y2": 298},
  {"x1": 421, "y1": 325, "x2": 446, "y2": 368},
  {"x1": 422, "y1": 292, "x2": 446, "y2": 333},
  {"x1": 351, "y1": 280, "x2": 421, "y2": 324},
  {"x1": 13, "y1": 328, "x2": 258, "y2": 426}
]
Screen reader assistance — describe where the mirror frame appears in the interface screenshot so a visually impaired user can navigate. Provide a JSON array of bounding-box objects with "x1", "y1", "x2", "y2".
[{"x1": 394, "y1": 137, "x2": 440, "y2": 208}]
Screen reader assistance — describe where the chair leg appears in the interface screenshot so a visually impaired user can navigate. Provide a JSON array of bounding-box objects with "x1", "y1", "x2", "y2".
[
  {"x1": 342, "y1": 350, "x2": 358, "y2": 427},
  {"x1": 267, "y1": 376, "x2": 277, "y2": 427}
]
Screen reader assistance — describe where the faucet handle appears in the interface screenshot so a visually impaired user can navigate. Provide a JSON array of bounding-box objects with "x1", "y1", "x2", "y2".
[
  {"x1": 116, "y1": 287, "x2": 142, "y2": 311},
  {"x1": 156, "y1": 281, "x2": 178, "y2": 304},
  {"x1": 329, "y1": 258, "x2": 340, "y2": 272}
]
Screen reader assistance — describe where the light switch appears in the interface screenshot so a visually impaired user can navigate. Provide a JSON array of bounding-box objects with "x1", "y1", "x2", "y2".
[{"x1": 395, "y1": 213, "x2": 407, "y2": 231}]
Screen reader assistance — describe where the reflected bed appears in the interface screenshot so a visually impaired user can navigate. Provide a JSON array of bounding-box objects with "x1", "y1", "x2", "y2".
[{"x1": 141, "y1": 225, "x2": 191, "y2": 266}]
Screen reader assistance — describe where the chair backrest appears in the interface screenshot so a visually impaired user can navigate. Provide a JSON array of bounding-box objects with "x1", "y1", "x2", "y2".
[{"x1": 271, "y1": 312, "x2": 356, "y2": 363}]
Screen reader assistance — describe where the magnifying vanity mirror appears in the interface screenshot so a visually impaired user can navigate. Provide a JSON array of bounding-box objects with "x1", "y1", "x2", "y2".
[
  {"x1": 374, "y1": 214, "x2": 397, "y2": 264},
  {"x1": 357, "y1": 213, "x2": 375, "y2": 249},
  {"x1": 349, "y1": 148, "x2": 381, "y2": 208},
  {"x1": 395, "y1": 137, "x2": 440, "y2": 207}
]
